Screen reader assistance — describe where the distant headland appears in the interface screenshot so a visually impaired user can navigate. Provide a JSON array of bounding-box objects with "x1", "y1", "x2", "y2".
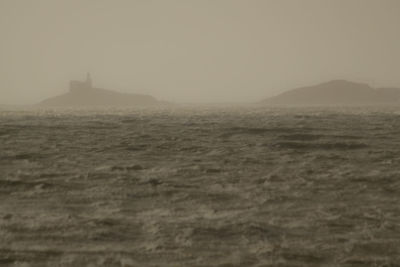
[
  {"x1": 263, "y1": 80, "x2": 400, "y2": 106},
  {"x1": 38, "y1": 73, "x2": 163, "y2": 107}
]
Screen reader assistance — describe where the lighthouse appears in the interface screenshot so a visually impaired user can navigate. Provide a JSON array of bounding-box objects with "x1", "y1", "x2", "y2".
[{"x1": 69, "y1": 73, "x2": 93, "y2": 93}]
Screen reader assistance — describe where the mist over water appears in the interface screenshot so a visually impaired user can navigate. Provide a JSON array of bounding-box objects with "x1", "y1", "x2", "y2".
[
  {"x1": 1, "y1": 0, "x2": 400, "y2": 105},
  {"x1": 2, "y1": 0, "x2": 400, "y2": 266}
]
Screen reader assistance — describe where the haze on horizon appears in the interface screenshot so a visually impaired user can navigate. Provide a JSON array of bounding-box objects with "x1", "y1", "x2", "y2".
[{"x1": 1, "y1": 0, "x2": 400, "y2": 105}]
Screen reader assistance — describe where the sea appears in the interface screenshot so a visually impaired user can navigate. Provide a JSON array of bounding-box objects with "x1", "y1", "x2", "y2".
[{"x1": 1, "y1": 106, "x2": 399, "y2": 266}]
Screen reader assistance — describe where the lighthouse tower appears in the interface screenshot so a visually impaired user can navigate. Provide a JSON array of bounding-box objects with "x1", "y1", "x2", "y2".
[{"x1": 86, "y1": 72, "x2": 92, "y2": 88}]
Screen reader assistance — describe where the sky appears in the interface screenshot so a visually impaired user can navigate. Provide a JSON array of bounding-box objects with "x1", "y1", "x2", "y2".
[{"x1": 1, "y1": 0, "x2": 400, "y2": 104}]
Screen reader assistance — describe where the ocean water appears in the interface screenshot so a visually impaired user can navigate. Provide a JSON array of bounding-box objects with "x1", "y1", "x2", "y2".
[{"x1": 1, "y1": 107, "x2": 400, "y2": 266}]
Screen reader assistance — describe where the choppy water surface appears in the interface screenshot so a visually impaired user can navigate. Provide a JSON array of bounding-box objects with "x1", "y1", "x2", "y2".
[{"x1": 1, "y1": 107, "x2": 400, "y2": 266}]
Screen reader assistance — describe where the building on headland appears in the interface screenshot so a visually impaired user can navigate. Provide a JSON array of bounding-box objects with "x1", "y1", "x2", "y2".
[
  {"x1": 38, "y1": 72, "x2": 163, "y2": 107},
  {"x1": 69, "y1": 73, "x2": 92, "y2": 93}
]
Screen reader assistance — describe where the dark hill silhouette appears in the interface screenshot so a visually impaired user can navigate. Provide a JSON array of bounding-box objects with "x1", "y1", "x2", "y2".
[
  {"x1": 39, "y1": 73, "x2": 163, "y2": 107},
  {"x1": 263, "y1": 80, "x2": 400, "y2": 106}
]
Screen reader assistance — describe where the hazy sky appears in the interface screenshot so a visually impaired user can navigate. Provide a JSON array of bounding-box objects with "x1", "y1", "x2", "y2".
[{"x1": 1, "y1": 0, "x2": 400, "y2": 104}]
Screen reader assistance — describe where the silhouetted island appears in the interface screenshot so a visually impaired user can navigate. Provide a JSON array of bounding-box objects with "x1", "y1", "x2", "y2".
[
  {"x1": 263, "y1": 80, "x2": 400, "y2": 106},
  {"x1": 39, "y1": 73, "x2": 163, "y2": 107}
]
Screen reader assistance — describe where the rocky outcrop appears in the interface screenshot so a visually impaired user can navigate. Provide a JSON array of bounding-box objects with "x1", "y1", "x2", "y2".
[{"x1": 263, "y1": 80, "x2": 400, "y2": 106}]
